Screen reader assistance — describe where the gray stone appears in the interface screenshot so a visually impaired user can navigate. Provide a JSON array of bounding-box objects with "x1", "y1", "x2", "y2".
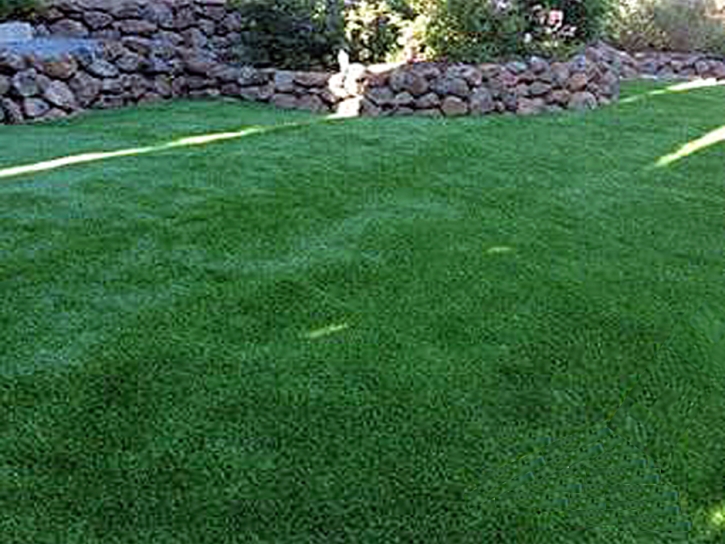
[
  {"x1": 123, "y1": 74, "x2": 148, "y2": 99},
  {"x1": 175, "y1": 8, "x2": 196, "y2": 30},
  {"x1": 0, "y1": 22, "x2": 33, "y2": 43},
  {"x1": 529, "y1": 81, "x2": 552, "y2": 97},
  {"x1": 415, "y1": 92, "x2": 440, "y2": 109},
  {"x1": 143, "y1": 56, "x2": 173, "y2": 74},
  {"x1": 90, "y1": 29, "x2": 121, "y2": 40},
  {"x1": 501, "y1": 91, "x2": 518, "y2": 111},
  {"x1": 186, "y1": 75, "x2": 211, "y2": 90},
  {"x1": 469, "y1": 88, "x2": 494, "y2": 114},
  {"x1": 83, "y1": 11, "x2": 113, "y2": 30},
  {"x1": 360, "y1": 98, "x2": 381, "y2": 117},
  {"x1": 415, "y1": 108, "x2": 442, "y2": 117},
  {"x1": 432, "y1": 76, "x2": 470, "y2": 98},
  {"x1": 394, "y1": 91, "x2": 415, "y2": 107},
  {"x1": 220, "y1": 82, "x2": 239, "y2": 96},
  {"x1": 41, "y1": 108, "x2": 70, "y2": 121},
  {"x1": 43, "y1": 80, "x2": 77, "y2": 110},
  {"x1": 101, "y1": 78, "x2": 124, "y2": 94},
  {"x1": 142, "y1": 3, "x2": 175, "y2": 29},
  {"x1": 95, "y1": 95, "x2": 125, "y2": 109},
  {"x1": 171, "y1": 76, "x2": 187, "y2": 96},
  {"x1": 366, "y1": 86, "x2": 394, "y2": 107},
  {"x1": 198, "y1": 19, "x2": 216, "y2": 37},
  {"x1": 50, "y1": 19, "x2": 89, "y2": 38},
  {"x1": 201, "y1": 5, "x2": 226, "y2": 22},
  {"x1": 23, "y1": 97, "x2": 50, "y2": 118},
  {"x1": 184, "y1": 54, "x2": 216, "y2": 76},
  {"x1": 441, "y1": 95, "x2": 468, "y2": 116},
  {"x1": 297, "y1": 94, "x2": 327, "y2": 113},
  {"x1": 12, "y1": 70, "x2": 38, "y2": 98},
  {"x1": 550, "y1": 62, "x2": 570, "y2": 86},
  {"x1": 118, "y1": 19, "x2": 158, "y2": 36},
  {"x1": 568, "y1": 91, "x2": 598, "y2": 111},
  {"x1": 294, "y1": 71, "x2": 329, "y2": 88},
  {"x1": 516, "y1": 97, "x2": 546, "y2": 115},
  {"x1": 121, "y1": 36, "x2": 152, "y2": 56},
  {"x1": 394, "y1": 106, "x2": 414, "y2": 116},
  {"x1": 87, "y1": 59, "x2": 119, "y2": 78},
  {"x1": 157, "y1": 30, "x2": 183, "y2": 46},
  {"x1": 273, "y1": 71, "x2": 296, "y2": 93},
  {"x1": 271, "y1": 93, "x2": 298, "y2": 109},
  {"x1": 69, "y1": 71, "x2": 101, "y2": 106},
  {"x1": 154, "y1": 75, "x2": 172, "y2": 97},
  {"x1": 505, "y1": 61, "x2": 528, "y2": 74},
  {"x1": 99, "y1": 41, "x2": 127, "y2": 61},
  {"x1": 514, "y1": 82, "x2": 532, "y2": 99},
  {"x1": 182, "y1": 27, "x2": 208, "y2": 49},
  {"x1": 0, "y1": 50, "x2": 27, "y2": 72},
  {"x1": 211, "y1": 66, "x2": 241, "y2": 83},
  {"x1": 447, "y1": 65, "x2": 482, "y2": 87},
  {"x1": 0, "y1": 74, "x2": 9, "y2": 96},
  {"x1": 238, "y1": 66, "x2": 268, "y2": 87},
  {"x1": 222, "y1": 12, "x2": 243, "y2": 33},
  {"x1": 528, "y1": 56, "x2": 549, "y2": 74},
  {"x1": 116, "y1": 52, "x2": 143, "y2": 72},
  {"x1": 1, "y1": 98, "x2": 23, "y2": 123},
  {"x1": 35, "y1": 73, "x2": 51, "y2": 92}
]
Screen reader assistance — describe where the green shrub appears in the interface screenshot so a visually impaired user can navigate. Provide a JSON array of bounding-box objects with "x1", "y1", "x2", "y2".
[
  {"x1": 0, "y1": 0, "x2": 41, "y2": 21},
  {"x1": 605, "y1": 0, "x2": 725, "y2": 54},
  {"x1": 344, "y1": 0, "x2": 407, "y2": 63},
  {"x1": 230, "y1": 0, "x2": 344, "y2": 70},
  {"x1": 407, "y1": 0, "x2": 613, "y2": 63}
]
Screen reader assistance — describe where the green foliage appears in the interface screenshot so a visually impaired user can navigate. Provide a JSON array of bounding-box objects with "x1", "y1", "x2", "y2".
[
  {"x1": 395, "y1": 0, "x2": 614, "y2": 63},
  {"x1": 344, "y1": 0, "x2": 407, "y2": 63},
  {"x1": 230, "y1": 0, "x2": 344, "y2": 69},
  {"x1": 423, "y1": 0, "x2": 528, "y2": 61},
  {"x1": 605, "y1": 0, "x2": 725, "y2": 54},
  {"x1": 0, "y1": 0, "x2": 41, "y2": 21}
]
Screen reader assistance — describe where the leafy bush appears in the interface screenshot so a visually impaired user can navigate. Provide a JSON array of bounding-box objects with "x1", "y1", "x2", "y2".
[
  {"x1": 605, "y1": 0, "x2": 725, "y2": 54},
  {"x1": 409, "y1": 0, "x2": 613, "y2": 62},
  {"x1": 344, "y1": 0, "x2": 407, "y2": 63},
  {"x1": 0, "y1": 0, "x2": 41, "y2": 21},
  {"x1": 230, "y1": 0, "x2": 343, "y2": 69}
]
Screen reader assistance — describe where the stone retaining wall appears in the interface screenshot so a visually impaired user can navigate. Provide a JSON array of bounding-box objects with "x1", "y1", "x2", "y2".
[
  {"x1": 37, "y1": 0, "x2": 243, "y2": 62},
  {"x1": 1, "y1": 0, "x2": 725, "y2": 125},
  {"x1": 584, "y1": 41, "x2": 725, "y2": 81}
]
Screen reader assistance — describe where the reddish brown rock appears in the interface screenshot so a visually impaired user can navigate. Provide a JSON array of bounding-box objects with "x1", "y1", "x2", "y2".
[
  {"x1": 441, "y1": 95, "x2": 468, "y2": 116},
  {"x1": 568, "y1": 91, "x2": 598, "y2": 111},
  {"x1": 567, "y1": 73, "x2": 588, "y2": 92},
  {"x1": 36, "y1": 54, "x2": 78, "y2": 80}
]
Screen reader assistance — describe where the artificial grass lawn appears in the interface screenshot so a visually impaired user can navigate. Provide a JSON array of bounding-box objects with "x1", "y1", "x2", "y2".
[{"x1": 1, "y1": 81, "x2": 724, "y2": 543}]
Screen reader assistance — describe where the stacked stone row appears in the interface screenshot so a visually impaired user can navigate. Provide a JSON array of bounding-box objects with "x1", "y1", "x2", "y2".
[
  {"x1": 0, "y1": 44, "x2": 340, "y2": 124},
  {"x1": 37, "y1": 0, "x2": 243, "y2": 60},
  {"x1": 583, "y1": 41, "x2": 725, "y2": 81},
  {"x1": 345, "y1": 54, "x2": 620, "y2": 118}
]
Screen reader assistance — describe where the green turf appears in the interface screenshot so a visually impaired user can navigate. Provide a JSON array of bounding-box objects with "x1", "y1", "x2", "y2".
[{"x1": 1, "y1": 82, "x2": 724, "y2": 543}]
